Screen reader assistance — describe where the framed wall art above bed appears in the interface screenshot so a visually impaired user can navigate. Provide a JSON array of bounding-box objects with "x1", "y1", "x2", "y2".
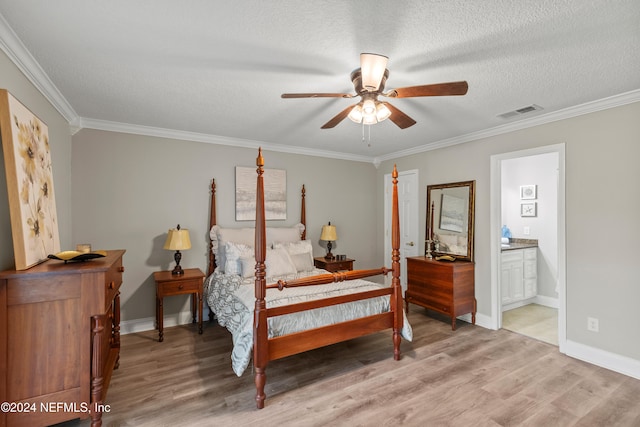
[{"x1": 235, "y1": 166, "x2": 286, "y2": 221}]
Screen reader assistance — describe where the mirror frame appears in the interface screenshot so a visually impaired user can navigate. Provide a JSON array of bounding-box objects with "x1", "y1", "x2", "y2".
[{"x1": 426, "y1": 180, "x2": 476, "y2": 262}]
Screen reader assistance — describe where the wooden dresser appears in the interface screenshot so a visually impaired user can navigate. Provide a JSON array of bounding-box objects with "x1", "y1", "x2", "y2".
[
  {"x1": 405, "y1": 256, "x2": 476, "y2": 330},
  {"x1": 0, "y1": 249, "x2": 125, "y2": 427}
]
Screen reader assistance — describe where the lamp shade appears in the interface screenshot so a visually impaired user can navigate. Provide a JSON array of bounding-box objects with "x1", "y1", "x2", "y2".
[
  {"x1": 320, "y1": 224, "x2": 337, "y2": 241},
  {"x1": 348, "y1": 103, "x2": 363, "y2": 123},
  {"x1": 163, "y1": 226, "x2": 192, "y2": 251},
  {"x1": 360, "y1": 53, "x2": 388, "y2": 91}
]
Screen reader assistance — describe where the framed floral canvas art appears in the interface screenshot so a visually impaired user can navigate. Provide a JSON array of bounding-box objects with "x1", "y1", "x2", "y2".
[{"x1": 0, "y1": 89, "x2": 60, "y2": 270}]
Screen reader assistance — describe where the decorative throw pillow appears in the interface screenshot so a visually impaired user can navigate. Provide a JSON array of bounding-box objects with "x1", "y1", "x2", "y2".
[
  {"x1": 265, "y1": 247, "x2": 296, "y2": 277},
  {"x1": 273, "y1": 240, "x2": 314, "y2": 272},
  {"x1": 239, "y1": 255, "x2": 255, "y2": 278},
  {"x1": 224, "y1": 242, "x2": 254, "y2": 276},
  {"x1": 210, "y1": 226, "x2": 254, "y2": 272}
]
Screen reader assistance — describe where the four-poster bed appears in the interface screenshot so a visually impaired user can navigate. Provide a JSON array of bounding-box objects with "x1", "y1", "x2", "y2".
[{"x1": 204, "y1": 148, "x2": 409, "y2": 409}]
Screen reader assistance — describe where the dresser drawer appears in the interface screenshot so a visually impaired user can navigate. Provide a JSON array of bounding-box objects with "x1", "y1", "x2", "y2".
[
  {"x1": 328, "y1": 261, "x2": 352, "y2": 271},
  {"x1": 406, "y1": 293, "x2": 451, "y2": 314},
  {"x1": 158, "y1": 278, "x2": 201, "y2": 295}
]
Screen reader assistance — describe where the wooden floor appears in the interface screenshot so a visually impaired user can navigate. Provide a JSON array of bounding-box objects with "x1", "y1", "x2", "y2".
[{"x1": 60, "y1": 307, "x2": 640, "y2": 427}]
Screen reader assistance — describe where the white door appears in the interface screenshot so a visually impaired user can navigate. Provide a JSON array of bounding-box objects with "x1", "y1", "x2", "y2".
[{"x1": 384, "y1": 169, "x2": 419, "y2": 294}]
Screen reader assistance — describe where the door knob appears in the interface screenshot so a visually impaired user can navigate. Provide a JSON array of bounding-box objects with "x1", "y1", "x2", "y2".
[{"x1": 407, "y1": 241, "x2": 414, "y2": 246}]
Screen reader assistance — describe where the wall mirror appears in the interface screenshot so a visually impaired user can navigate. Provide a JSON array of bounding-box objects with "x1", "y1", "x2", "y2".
[{"x1": 426, "y1": 180, "x2": 476, "y2": 262}]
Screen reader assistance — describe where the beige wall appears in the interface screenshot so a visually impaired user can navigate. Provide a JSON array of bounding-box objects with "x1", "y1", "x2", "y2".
[
  {"x1": 378, "y1": 101, "x2": 640, "y2": 361},
  {"x1": 0, "y1": 50, "x2": 72, "y2": 271},
  {"x1": 71, "y1": 130, "x2": 379, "y2": 323}
]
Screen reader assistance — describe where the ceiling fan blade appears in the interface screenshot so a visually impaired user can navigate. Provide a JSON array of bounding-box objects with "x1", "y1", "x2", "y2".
[
  {"x1": 382, "y1": 102, "x2": 417, "y2": 129},
  {"x1": 282, "y1": 93, "x2": 354, "y2": 99},
  {"x1": 321, "y1": 104, "x2": 358, "y2": 129},
  {"x1": 385, "y1": 81, "x2": 468, "y2": 98},
  {"x1": 360, "y1": 53, "x2": 388, "y2": 91}
]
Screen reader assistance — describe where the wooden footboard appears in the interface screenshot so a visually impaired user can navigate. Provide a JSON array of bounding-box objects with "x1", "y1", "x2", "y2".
[{"x1": 252, "y1": 148, "x2": 404, "y2": 409}]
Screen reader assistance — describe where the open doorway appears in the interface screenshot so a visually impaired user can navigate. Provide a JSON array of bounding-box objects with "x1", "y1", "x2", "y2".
[
  {"x1": 490, "y1": 144, "x2": 566, "y2": 353},
  {"x1": 501, "y1": 152, "x2": 558, "y2": 345}
]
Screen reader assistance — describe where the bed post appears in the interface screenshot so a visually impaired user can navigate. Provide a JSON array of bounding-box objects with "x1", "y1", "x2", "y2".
[
  {"x1": 208, "y1": 179, "x2": 217, "y2": 276},
  {"x1": 391, "y1": 165, "x2": 403, "y2": 361},
  {"x1": 253, "y1": 148, "x2": 268, "y2": 409},
  {"x1": 301, "y1": 184, "x2": 306, "y2": 240}
]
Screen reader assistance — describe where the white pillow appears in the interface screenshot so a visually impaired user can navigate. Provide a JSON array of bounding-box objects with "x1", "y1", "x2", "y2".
[
  {"x1": 224, "y1": 242, "x2": 254, "y2": 275},
  {"x1": 265, "y1": 247, "x2": 296, "y2": 277},
  {"x1": 209, "y1": 223, "x2": 304, "y2": 272},
  {"x1": 210, "y1": 225, "x2": 254, "y2": 272},
  {"x1": 266, "y1": 223, "x2": 305, "y2": 245},
  {"x1": 239, "y1": 255, "x2": 255, "y2": 278},
  {"x1": 274, "y1": 240, "x2": 314, "y2": 272}
]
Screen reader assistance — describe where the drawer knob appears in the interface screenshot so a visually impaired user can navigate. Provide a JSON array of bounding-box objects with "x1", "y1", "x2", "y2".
[
  {"x1": 178, "y1": 284, "x2": 184, "y2": 290},
  {"x1": 108, "y1": 281, "x2": 115, "y2": 289},
  {"x1": 118, "y1": 266, "x2": 125, "y2": 273}
]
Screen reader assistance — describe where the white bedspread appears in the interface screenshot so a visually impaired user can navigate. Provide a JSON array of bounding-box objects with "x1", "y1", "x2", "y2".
[{"x1": 205, "y1": 269, "x2": 413, "y2": 376}]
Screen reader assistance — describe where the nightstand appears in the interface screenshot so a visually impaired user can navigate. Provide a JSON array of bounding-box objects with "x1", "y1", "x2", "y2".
[
  {"x1": 314, "y1": 256, "x2": 354, "y2": 272},
  {"x1": 153, "y1": 268, "x2": 205, "y2": 342}
]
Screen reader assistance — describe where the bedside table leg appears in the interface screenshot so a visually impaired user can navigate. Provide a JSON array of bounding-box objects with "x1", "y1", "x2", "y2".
[
  {"x1": 198, "y1": 291, "x2": 203, "y2": 334},
  {"x1": 191, "y1": 292, "x2": 197, "y2": 324},
  {"x1": 157, "y1": 296, "x2": 164, "y2": 342}
]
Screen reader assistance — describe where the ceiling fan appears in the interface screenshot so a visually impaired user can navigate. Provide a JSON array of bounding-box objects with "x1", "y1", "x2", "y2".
[{"x1": 281, "y1": 53, "x2": 468, "y2": 129}]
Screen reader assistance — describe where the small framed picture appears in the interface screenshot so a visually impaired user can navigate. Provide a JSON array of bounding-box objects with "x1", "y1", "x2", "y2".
[
  {"x1": 521, "y1": 202, "x2": 537, "y2": 217},
  {"x1": 520, "y1": 184, "x2": 537, "y2": 200}
]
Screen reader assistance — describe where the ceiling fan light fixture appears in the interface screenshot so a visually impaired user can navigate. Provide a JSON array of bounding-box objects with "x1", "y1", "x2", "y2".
[
  {"x1": 375, "y1": 102, "x2": 391, "y2": 122},
  {"x1": 362, "y1": 114, "x2": 377, "y2": 125},
  {"x1": 348, "y1": 103, "x2": 363, "y2": 123},
  {"x1": 360, "y1": 53, "x2": 388, "y2": 91},
  {"x1": 362, "y1": 99, "x2": 376, "y2": 115}
]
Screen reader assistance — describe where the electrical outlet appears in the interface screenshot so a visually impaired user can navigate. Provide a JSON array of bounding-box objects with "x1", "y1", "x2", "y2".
[
  {"x1": 587, "y1": 317, "x2": 599, "y2": 332},
  {"x1": 523, "y1": 226, "x2": 530, "y2": 235}
]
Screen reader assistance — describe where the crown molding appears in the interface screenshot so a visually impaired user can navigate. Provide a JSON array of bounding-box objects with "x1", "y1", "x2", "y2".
[
  {"x1": 76, "y1": 117, "x2": 374, "y2": 163},
  {"x1": 373, "y1": 88, "x2": 640, "y2": 164},
  {"x1": 0, "y1": 12, "x2": 78, "y2": 123}
]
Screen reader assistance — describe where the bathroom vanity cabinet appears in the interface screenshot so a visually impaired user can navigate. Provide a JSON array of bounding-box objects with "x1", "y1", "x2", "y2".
[{"x1": 501, "y1": 247, "x2": 537, "y2": 306}]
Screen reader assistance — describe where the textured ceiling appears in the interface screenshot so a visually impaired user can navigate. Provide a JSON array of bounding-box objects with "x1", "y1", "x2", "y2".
[{"x1": 1, "y1": 1, "x2": 639, "y2": 162}]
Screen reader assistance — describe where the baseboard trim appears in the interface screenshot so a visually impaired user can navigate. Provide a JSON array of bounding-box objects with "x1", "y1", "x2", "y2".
[
  {"x1": 121, "y1": 307, "x2": 212, "y2": 335},
  {"x1": 565, "y1": 339, "x2": 640, "y2": 380},
  {"x1": 457, "y1": 312, "x2": 493, "y2": 330},
  {"x1": 534, "y1": 295, "x2": 559, "y2": 308}
]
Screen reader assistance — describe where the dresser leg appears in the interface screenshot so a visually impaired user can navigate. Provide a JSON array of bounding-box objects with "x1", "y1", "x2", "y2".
[
  {"x1": 113, "y1": 292, "x2": 121, "y2": 369},
  {"x1": 91, "y1": 315, "x2": 105, "y2": 427},
  {"x1": 472, "y1": 298, "x2": 477, "y2": 325}
]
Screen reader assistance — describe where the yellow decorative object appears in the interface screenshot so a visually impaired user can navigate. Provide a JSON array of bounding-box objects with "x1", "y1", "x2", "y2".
[{"x1": 48, "y1": 250, "x2": 107, "y2": 263}]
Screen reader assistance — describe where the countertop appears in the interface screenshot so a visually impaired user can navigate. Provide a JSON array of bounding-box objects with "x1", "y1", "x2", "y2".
[{"x1": 501, "y1": 238, "x2": 538, "y2": 251}]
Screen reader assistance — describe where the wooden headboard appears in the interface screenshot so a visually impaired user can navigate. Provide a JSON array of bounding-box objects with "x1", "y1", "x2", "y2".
[{"x1": 207, "y1": 178, "x2": 307, "y2": 276}]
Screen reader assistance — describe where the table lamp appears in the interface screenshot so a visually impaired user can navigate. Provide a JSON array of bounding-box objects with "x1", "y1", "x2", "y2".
[
  {"x1": 163, "y1": 224, "x2": 191, "y2": 275},
  {"x1": 320, "y1": 222, "x2": 338, "y2": 260}
]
